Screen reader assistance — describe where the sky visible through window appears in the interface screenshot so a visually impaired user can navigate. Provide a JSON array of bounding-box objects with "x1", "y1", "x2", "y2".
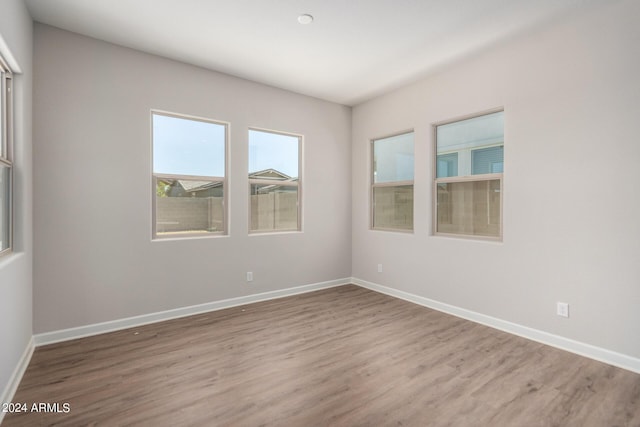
[
  {"x1": 249, "y1": 130, "x2": 299, "y2": 178},
  {"x1": 153, "y1": 113, "x2": 226, "y2": 177},
  {"x1": 153, "y1": 115, "x2": 299, "y2": 179},
  {"x1": 374, "y1": 132, "x2": 414, "y2": 183}
]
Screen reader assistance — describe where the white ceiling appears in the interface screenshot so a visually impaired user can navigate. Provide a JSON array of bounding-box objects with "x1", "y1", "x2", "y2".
[{"x1": 24, "y1": 0, "x2": 602, "y2": 106}]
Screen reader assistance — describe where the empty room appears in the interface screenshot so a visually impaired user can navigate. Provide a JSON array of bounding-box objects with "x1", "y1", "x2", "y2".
[{"x1": 1, "y1": 0, "x2": 639, "y2": 425}]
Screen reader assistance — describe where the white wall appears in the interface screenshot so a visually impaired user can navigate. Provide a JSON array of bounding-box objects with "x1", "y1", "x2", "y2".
[
  {"x1": 33, "y1": 25, "x2": 352, "y2": 333},
  {"x1": 0, "y1": 0, "x2": 33, "y2": 402},
  {"x1": 352, "y1": 0, "x2": 640, "y2": 359}
]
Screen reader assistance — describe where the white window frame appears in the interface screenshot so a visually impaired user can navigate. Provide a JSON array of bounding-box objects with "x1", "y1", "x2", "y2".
[
  {"x1": 371, "y1": 130, "x2": 415, "y2": 232},
  {"x1": 248, "y1": 127, "x2": 303, "y2": 234},
  {"x1": 0, "y1": 54, "x2": 13, "y2": 257},
  {"x1": 433, "y1": 109, "x2": 504, "y2": 241},
  {"x1": 151, "y1": 110, "x2": 229, "y2": 240}
]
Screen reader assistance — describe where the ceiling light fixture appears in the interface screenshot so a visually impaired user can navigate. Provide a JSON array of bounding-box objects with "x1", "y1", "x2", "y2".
[{"x1": 297, "y1": 14, "x2": 314, "y2": 25}]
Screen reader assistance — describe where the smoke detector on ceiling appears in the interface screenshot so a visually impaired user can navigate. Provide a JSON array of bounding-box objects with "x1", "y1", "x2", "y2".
[{"x1": 297, "y1": 14, "x2": 314, "y2": 24}]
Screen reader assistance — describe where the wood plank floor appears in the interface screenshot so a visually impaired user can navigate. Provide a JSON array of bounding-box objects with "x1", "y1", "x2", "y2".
[{"x1": 4, "y1": 285, "x2": 640, "y2": 426}]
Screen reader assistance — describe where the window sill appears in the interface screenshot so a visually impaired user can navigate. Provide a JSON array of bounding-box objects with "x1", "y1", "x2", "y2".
[
  {"x1": 0, "y1": 251, "x2": 24, "y2": 271},
  {"x1": 152, "y1": 232, "x2": 228, "y2": 242},
  {"x1": 431, "y1": 233, "x2": 503, "y2": 244},
  {"x1": 249, "y1": 229, "x2": 302, "y2": 237},
  {"x1": 370, "y1": 227, "x2": 414, "y2": 234}
]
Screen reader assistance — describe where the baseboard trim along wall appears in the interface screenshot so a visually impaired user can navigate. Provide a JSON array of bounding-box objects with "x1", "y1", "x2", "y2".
[
  {"x1": 34, "y1": 278, "x2": 351, "y2": 347},
  {"x1": 351, "y1": 277, "x2": 640, "y2": 375},
  {"x1": 31, "y1": 277, "x2": 640, "y2": 375},
  {"x1": 0, "y1": 337, "x2": 35, "y2": 425}
]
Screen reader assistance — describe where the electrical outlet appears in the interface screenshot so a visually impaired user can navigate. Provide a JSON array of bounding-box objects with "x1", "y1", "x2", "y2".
[
  {"x1": 556, "y1": 302, "x2": 569, "y2": 318},
  {"x1": 246, "y1": 272, "x2": 253, "y2": 282},
  {"x1": 377, "y1": 264, "x2": 383, "y2": 273}
]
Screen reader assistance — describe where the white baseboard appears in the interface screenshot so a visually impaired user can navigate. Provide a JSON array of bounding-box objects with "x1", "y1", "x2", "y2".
[
  {"x1": 0, "y1": 336, "x2": 35, "y2": 424},
  {"x1": 34, "y1": 278, "x2": 351, "y2": 347},
  {"x1": 30, "y1": 277, "x2": 640, "y2": 375},
  {"x1": 351, "y1": 277, "x2": 640, "y2": 375}
]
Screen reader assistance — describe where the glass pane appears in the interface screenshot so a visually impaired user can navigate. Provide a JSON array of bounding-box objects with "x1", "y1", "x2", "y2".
[
  {"x1": 373, "y1": 132, "x2": 414, "y2": 183},
  {"x1": 436, "y1": 111, "x2": 503, "y2": 177},
  {"x1": 249, "y1": 130, "x2": 299, "y2": 179},
  {"x1": 373, "y1": 185, "x2": 413, "y2": 230},
  {"x1": 153, "y1": 113, "x2": 226, "y2": 177},
  {"x1": 250, "y1": 184, "x2": 298, "y2": 232},
  {"x1": 437, "y1": 153, "x2": 458, "y2": 178},
  {"x1": 0, "y1": 164, "x2": 10, "y2": 252},
  {"x1": 436, "y1": 179, "x2": 500, "y2": 238},
  {"x1": 472, "y1": 146, "x2": 504, "y2": 174},
  {"x1": 1, "y1": 71, "x2": 4, "y2": 158},
  {"x1": 155, "y1": 178, "x2": 224, "y2": 235}
]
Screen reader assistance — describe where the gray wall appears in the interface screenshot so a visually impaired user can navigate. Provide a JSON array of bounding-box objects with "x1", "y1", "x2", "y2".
[
  {"x1": 33, "y1": 25, "x2": 352, "y2": 333},
  {"x1": 0, "y1": 0, "x2": 33, "y2": 401},
  {"x1": 352, "y1": 0, "x2": 640, "y2": 358}
]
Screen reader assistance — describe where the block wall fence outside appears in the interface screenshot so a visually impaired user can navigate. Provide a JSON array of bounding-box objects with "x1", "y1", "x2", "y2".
[
  {"x1": 373, "y1": 186, "x2": 413, "y2": 230},
  {"x1": 250, "y1": 192, "x2": 298, "y2": 232},
  {"x1": 156, "y1": 197, "x2": 224, "y2": 233},
  {"x1": 156, "y1": 194, "x2": 298, "y2": 234}
]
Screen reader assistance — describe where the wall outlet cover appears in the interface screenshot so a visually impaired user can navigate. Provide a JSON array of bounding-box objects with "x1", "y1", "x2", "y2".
[{"x1": 557, "y1": 302, "x2": 569, "y2": 318}]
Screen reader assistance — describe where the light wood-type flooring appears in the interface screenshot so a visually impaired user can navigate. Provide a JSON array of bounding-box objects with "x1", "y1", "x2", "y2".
[{"x1": 4, "y1": 285, "x2": 640, "y2": 426}]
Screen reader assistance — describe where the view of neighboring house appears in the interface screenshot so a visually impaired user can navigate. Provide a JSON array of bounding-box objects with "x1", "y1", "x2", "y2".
[{"x1": 248, "y1": 168, "x2": 298, "y2": 194}]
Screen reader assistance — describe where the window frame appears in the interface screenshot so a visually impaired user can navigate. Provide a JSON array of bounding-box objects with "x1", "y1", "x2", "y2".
[
  {"x1": 370, "y1": 130, "x2": 415, "y2": 233},
  {"x1": 432, "y1": 109, "x2": 504, "y2": 241},
  {"x1": 248, "y1": 127, "x2": 303, "y2": 234},
  {"x1": 0, "y1": 55, "x2": 13, "y2": 257},
  {"x1": 151, "y1": 110, "x2": 229, "y2": 240}
]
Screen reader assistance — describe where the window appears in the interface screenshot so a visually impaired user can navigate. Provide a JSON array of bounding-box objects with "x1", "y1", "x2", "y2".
[
  {"x1": 437, "y1": 153, "x2": 458, "y2": 178},
  {"x1": 0, "y1": 56, "x2": 12, "y2": 256},
  {"x1": 434, "y1": 110, "x2": 504, "y2": 239},
  {"x1": 152, "y1": 111, "x2": 227, "y2": 238},
  {"x1": 248, "y1": 129, "x2": 301, "y2": 233},
  {"x1": 372, "y1": 132, "x2": 414, "y2": 231}
]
